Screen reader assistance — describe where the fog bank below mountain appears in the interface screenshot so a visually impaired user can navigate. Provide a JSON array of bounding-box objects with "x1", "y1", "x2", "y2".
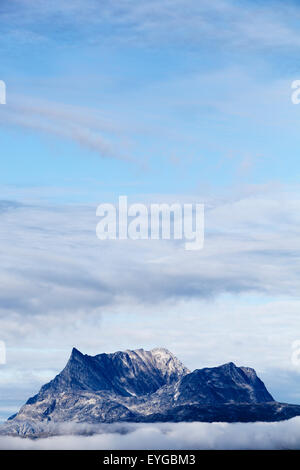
[{"x1": 1, "y1": 419, "x2": 300, "y2": 450}]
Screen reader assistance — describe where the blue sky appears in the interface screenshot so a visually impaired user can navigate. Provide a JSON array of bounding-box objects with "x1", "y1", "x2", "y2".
[
  {"x1": 2, "y1": 0, "x2": 300, "y2": 197},
  {"x1": 2, "y1": 0, "x2": 300, "y2": 421}
]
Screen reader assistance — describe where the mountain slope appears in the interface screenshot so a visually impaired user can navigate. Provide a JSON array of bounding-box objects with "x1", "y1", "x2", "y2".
[{"x1": 27, "y1": 347, "x2": 189, "y2": 402}]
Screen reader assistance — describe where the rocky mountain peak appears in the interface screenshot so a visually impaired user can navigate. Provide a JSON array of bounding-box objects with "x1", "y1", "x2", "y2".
[{"x1": 27, "y1": 347, "x2": 189, "y2": 404}]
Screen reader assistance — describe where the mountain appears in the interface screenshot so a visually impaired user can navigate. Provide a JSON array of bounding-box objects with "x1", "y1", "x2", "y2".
[{"x1": 1, "y1": 347, "x2": 300, "y2": 437}]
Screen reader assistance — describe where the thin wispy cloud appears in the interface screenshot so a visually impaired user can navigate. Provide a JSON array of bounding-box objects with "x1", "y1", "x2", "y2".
[
  {"x1": 1, "y1": 0, "x2": 300, "y2": 50},
  {"x1": 0, "y1": 96, "x2": 133, "y2": 162}
]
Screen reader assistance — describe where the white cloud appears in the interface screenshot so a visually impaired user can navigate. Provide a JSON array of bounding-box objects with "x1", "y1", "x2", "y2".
[
  {"x1": 2, "y1": 419, "x2": 300, "y2": 449},
  {"x1": 2, "y1": 186, "x2": 300, "y2": 322}
]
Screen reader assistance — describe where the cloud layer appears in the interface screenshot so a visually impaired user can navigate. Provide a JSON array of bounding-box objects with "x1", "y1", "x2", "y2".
[
  {"x1": 1, "y1": 185, "x2": 300, "y2": 321},
  {"x1": 2, "y1": 419, "x2": 300, "y2": 449}
]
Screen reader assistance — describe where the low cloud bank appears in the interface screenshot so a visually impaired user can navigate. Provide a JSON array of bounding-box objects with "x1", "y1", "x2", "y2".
[{"x1": 1, "y1": 419, "x2": 300, "y2": 450}]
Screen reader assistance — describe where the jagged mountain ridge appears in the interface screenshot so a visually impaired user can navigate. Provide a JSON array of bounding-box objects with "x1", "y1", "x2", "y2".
[
  {"x1": 2, "y1": 347, "x2": 300, "y2": 437},
  {"x1": 30, "y1": 347, "x2": 189, "y2": 400}
]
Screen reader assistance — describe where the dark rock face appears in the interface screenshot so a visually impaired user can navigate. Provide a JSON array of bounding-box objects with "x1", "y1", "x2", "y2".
[
  {"x1": 140, "y1": 402, "x2": 300, "y2": 423},
  {"x1": 2, "y1": 347, "x2": 300, "y2": 437},
  {"x1": 174, "y1": 363, "x2": 274, "y2": 405}
]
